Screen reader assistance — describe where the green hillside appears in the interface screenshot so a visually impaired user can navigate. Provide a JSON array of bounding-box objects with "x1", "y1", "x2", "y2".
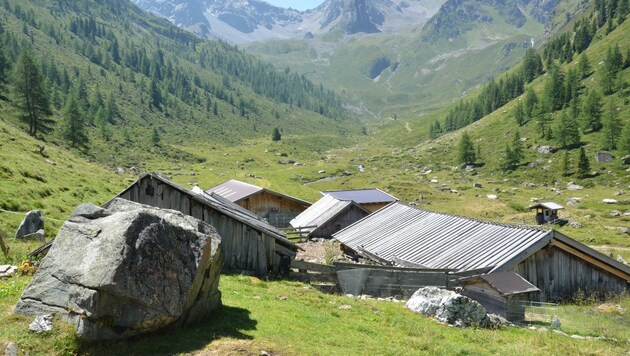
[{"x1": 0, "y1": 0, "x2": 360, "y2": 168}]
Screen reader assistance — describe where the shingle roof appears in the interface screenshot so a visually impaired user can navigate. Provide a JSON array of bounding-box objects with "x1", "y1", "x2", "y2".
[
  {"x1": 205, "y1": 179, "x2": 311, "y2": 206},
  {"x1": 334, "y1": 202, "x2": 553, "y2": 272},
  {"x1": 290, "y1": 195, "x2": 366, "y2": 236},
  {"x1": 322, "y1": 189, "x2": 397, "y2": 204}
]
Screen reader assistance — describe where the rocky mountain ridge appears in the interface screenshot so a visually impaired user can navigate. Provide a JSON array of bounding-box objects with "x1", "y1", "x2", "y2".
[{"x1": 132, "y1": 0, "x2": 444, "y2": 43}]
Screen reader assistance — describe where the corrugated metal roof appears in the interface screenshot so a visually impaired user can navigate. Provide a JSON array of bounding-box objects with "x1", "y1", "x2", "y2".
[
  {"x1": 110, "y1": 174, "x2": 296, "y2": 250},
  {"x1": 205, "y1": 179, "x2": 263, "y2": 202},
  {"x1": 290, "y1": 195, "x2": 357, "y2": 234},
  {"x1": 322, "y1": 189, "x2": 398, "y2": 204},
  {"x1": 528, "y1": 202, "x2": 564, "y2": 210},
  {"x1": 334, "y1": 202, "x2": 552, "y2": 272},
  {"x1": 476, "y1": 272, "x2": 540, "y2": 296},
  {"x1": 205, "y1": 179, "x2": 311, "y2": 206}
]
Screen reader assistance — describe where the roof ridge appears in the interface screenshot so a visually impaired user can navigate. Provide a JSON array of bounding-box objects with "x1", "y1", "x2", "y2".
[{"x1": 393, "y1": 202, "x2": 549, "y2": 232}]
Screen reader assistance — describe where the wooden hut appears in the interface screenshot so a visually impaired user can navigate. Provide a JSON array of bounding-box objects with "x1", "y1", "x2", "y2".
[
  {"x1": 107, "y1": 173, "x2": 298, "y2": 276},
  {"x1": 290, "y1": 195, "x2": 371, "y2": 239},
  {"x1": 205, "y1": 179, "x2": 311, "y2": 228},
  {"x1": 334, "y1": 202, "x2": 630, "y2": 300},
  {"x1": 528, "y1": 202, "x2": 564, "y2": 225},
  {"x1": 321, "y1": 189, "x2": 397, "y2": 212},
  {"x1": 461, "y1": 272, "x2": 540, "y2": 322}
]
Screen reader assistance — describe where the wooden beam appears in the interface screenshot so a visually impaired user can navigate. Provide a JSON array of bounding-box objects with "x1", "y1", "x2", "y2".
[{"x1": 550, "y1": 238, "x2": 630, "y2": 281}]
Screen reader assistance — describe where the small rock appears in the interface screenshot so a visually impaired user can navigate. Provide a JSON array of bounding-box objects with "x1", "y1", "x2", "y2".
[
  {"x1": 595, "y1": 152, "x2": 613, "y2": 163},
  {"x1": 571, "y1": 334, "x2": 586, "y2": 340},
  {"x1": 566, "y1": 183, "x2": 584, "y2": 191},
  {"x1": 20, "y1": 229, "x2": 45, "y2": 242},
  {"x1": 0, "y1": 265, "x2": 18, "y2": 278},
  {"x1": 318, "y1": 170, "x2": 326, "y2": 174},
  {"x1": 529, "y1": 162, "x2": 538, "y2": 168},
  {"x1": 29, "y1": 314, "x2": 54, "y2": 333},
  {"x1": 614, "y1": 190, "x2": 625, "y2": 196},
  {"x1": 4, "y1": 342, "x2": 18, "y2": 356},
  {"x1": 553, "y1": 330, "x2": 568, "y2": 337},
  {"x1": 567, "y1": 219, "x2": 583, "y2": 228},
  {"x1": 431, "y1": 179, "x2": 439, "y2": 183},
  {"x1": 538, "y1": 327, "x2": 548, "y2": 332},
  {"x1": 277, "y1": 295, "x2": 288, "y2": 301},
  {"x1": 15, "y1": 210, "x2": 45, "y2": 239},
  {"x1": 529, "y1": 326, "x2": 537, "y2": 330},
  {"x1": 550, "y1": 318, "x2": 561, "y2": 329},
  {"x1": 602, "y1": 199, "x2": 618, "y2": 204},
  {"x1": 487, "y1": 194, "x2": 499, "y2": 200},
  {"x1": 566, "y1": 198, "x2": 581, "y2": 206},
  {"x1": 530, "y1": 197, "x2": 540, "y2": 203},
  {"x1": 525, "y1": 182, "x2": 536, "y2": 188},
  {"x1": 610, "y1": 210, "x2": 621, "y2": 217},
  {"x1": 342, "y1": 170, "x2": 352, "y2": 176},
  {"x1": 537, "y1": 146, "x2": 556, "y2": 154},
  {"x1": 260, "y1": 351, "x2": 271, "y2": 356},
  {"x1": 473, "y1": 183, "x2": 482, "y2": 188},
  {"x1": 338, "y1": 304, "x2": 352, "y2": 310}
]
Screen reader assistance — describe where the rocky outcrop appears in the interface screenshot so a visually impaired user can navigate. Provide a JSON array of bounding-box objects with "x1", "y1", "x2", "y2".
[
  {"x1": 14, "y1": 199, "x2": 222, "y2": 341},
  {"x1": 15, "y1": 210, "x2": 44, "y2": 239},
  {"x1": 406, "y1": 287, "x2": 506, "y2": 328}
]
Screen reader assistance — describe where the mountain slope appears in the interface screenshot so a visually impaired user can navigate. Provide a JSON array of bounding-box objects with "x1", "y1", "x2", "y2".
[{"x1": 0, "y1": 0, "x2": 358, "y2": 167}]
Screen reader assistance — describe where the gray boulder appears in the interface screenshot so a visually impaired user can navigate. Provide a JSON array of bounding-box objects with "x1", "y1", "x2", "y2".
[
  {"x1": 14, "y1": 198, "x2": 222, "y2": 341},
  {"x1": 15, "y1": 210, "x2": 44, "y2": 239},
  {"x1": 28, "y1": 314, "x2": 54, "y2": 333},
  {"x1": 406, "y1": 287, "x2": 494, "y2": 327},
  {"x1": 595, "y1": 152, "x2": 613, "y2": 163},
  {"x1": 21, "y1": 229, "x2": 45, "y2": 242}
]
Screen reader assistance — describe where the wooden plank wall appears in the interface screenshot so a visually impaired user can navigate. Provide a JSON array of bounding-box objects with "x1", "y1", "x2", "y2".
[
  {"x1": 315, "y1": 205, "x2": 370, "y2": 238},
  {"x1": 119, "y1": 179, "x2": 282, "y2": 276},
  {"x1": 512, "y1": 245, "x2": 629, "y2": 300}
]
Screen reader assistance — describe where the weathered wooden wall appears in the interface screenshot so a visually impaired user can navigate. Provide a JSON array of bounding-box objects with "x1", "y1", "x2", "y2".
[
  {"x1": 360, "y1": 203, "x2": 389, "y2": 213},
  {"x1": 314, "y1": 205, "x2": 370, "y2": 239},
  {"x1": 461, "y1": 281, "x2": 508, "y2": 316},
  {"x1": 512, "y1": 245, "x2": 629, "y2": 300},
  {"x1": 119, "y1": 178, "x2": 288, "y2": 276},
  {"x1": 237, "y1": 192, "x2": 309, "y2": 228},
  {"x1": 336, "y1": 268, "x2": 449, "y2": 298}
]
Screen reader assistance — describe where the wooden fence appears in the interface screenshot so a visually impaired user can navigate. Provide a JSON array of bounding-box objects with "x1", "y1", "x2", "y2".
[{"x1": 289, "y1": 260, "x2": 483, "y2": 298}]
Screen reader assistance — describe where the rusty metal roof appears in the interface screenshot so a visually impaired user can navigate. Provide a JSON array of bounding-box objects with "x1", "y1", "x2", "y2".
[
  {"x1": 205, "y1": 179, "x2": 311, "y2": 206},
  {"x1": 468, "y1": 272, "x2": 540, "y2": 296},
  {"x1": 333, "y1": 202, "x2": 553, "y2": 272},
  {"x1": 322, "y1": 189, "x2": 397, "y2": 204},
  {"x1": 290, "y1": 195, "x2": 367, "y2": 236}
]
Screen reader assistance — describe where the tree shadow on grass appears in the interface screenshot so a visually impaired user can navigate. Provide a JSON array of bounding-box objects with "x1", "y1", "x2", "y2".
[{"x1": 80, "y1": 305, "x2": 257, "y2": 355}]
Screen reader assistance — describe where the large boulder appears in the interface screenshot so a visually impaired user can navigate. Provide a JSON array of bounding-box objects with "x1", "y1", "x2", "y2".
[
  {"x1": 14, "y1": 198, "x2": 222, "y2": 341},
  {"x1": 15, "y1": 210, "x2": 44, "y2": 239},
  {"x1": 406, "y1": 287, "x2": 497, "y2": 328}
]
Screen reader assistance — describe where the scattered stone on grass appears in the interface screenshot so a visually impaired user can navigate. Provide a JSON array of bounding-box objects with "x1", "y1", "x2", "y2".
[
  {"x1": 15, "y1": 210, "x2": 44, "y2": 239},
  {"x1": 595, "y1": 303, "x2": 625, "y2": 314},
  {"x1": 566, "y1": 198, "x2": 581, "y2": 206},
  {"x1": 566, "y1": 182, "x2": 583, "y2": 191},
  {"x1": 602, "y1": 199, "x2": 618, "y2": 204},
  {"x1": 571, "y1": 335, "x2": 586, "y2": 340},
  {"x1": 553, "y1": 329, "x2": 568, "y2": 337},
  {"x1": 567, "y1": 219, "x2": 583, "y2": 228},
  {"x1": 550, "y1": 318, "x2": 561, "y2": 329},
  {"x1": 338, "y1": 304, "x2": 352, "y2": 310},
  {"x1": 28, "y1": 314, "x2": 54, "y2": 333},
  {"x1": 4, "y1": 342, "x2": 18, "y2": 356},
  {"x1": 0, "y1": 265, "x2": 17, "y2": 278},
  {"x1": 20, "y1": 229, "x2": 45, "y2": 242},
  {"x1": 487, "y1": 194, "x2": 499, "y2": 200},
  {"x1": 610, "y1": 210, "x2": 621, "y2": 217},
  {"x1": 537, "y1": 146, "x2": 556, "y2": 154}
]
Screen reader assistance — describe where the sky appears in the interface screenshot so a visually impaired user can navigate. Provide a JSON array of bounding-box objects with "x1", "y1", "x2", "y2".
[{"x1": 264, "y1": 0, "x2": 326, "y2": 11}]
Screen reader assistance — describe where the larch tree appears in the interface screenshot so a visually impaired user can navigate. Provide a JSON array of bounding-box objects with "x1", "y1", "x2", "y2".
[
  {"x1": 601, "y1": 97, "x2": 622, "y2": 150},
  {"x1": 577, "y1": 147, "x2": 590, "y2": 178},
  {"x1": 457, "y1": 131, "x2": 476, "y2": 166},
  {"x1": 61, "y1": 91, "x2": 89, "y2": 148},
  {"x1": 13, "y1": 50, "x2": 53, "y2": 136}
]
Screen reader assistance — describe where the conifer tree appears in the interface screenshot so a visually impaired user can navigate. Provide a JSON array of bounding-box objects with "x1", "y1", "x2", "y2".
[
  {"x1": 555, "y1": 111, "x2": 580, "y2": 149},
  {"x1": 562, "y1": 150, "x2": 571, "y2": 176},
  {"x1": 151, "y1": 127, "x2": 160, "y2": 146},
  {"x1": 580, "y1": 89, "x2": 603, "y2": 132},
  {"x1": 578, "y1": 52, "x2": 592, "y2": 79},
  {"x1": 272, "y1": 127, "x2": 281, "y2": 141},
  {"x1": 601, "y1": 97, "x2": 622, "y2": 150},
  {"x1": 619, "y1": 122, "x2": 630, "y2": 154},
  {"x1": 523, "y1": 86, "x2": 538, "y2": 118},
  {"x1": 577, "y1": 147, "x2": 590, "y2": 178},
  {"x1": 521, "y1": 47, "x2": 544, "y2": 83},
  {"x1": 512, "y1": 130, "x2": 523, "y2": 163},
  {"x1": 62, "y1": 92, "x2": 88, "y2": 148},
  {"x1": 514, "y1": 101, "x2": 525, "y2": 126},
  {"x1": 458, "y1": 131, "x2": 476, "y2": 166},
  {"x1": 13, "y1": 50, "x2": 53, "y2": 136}
]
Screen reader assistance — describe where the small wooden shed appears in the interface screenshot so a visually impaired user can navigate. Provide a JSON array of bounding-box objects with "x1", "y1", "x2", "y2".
[
  {"x1": 107, "y1": 173, "x2": 298, "y2": 276},
  {"x1": 528, "y1": 202, "x2": 564, "y2": 225},
  {"x1": 205, "y1": 179, "x2": 311, "y2": 228},
  {"x1": 461, "y1": 272, "x2": 540, "y2": 322},
  {"x1": 290, "y1": 195, "x2": 371, "y2": 239}
]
